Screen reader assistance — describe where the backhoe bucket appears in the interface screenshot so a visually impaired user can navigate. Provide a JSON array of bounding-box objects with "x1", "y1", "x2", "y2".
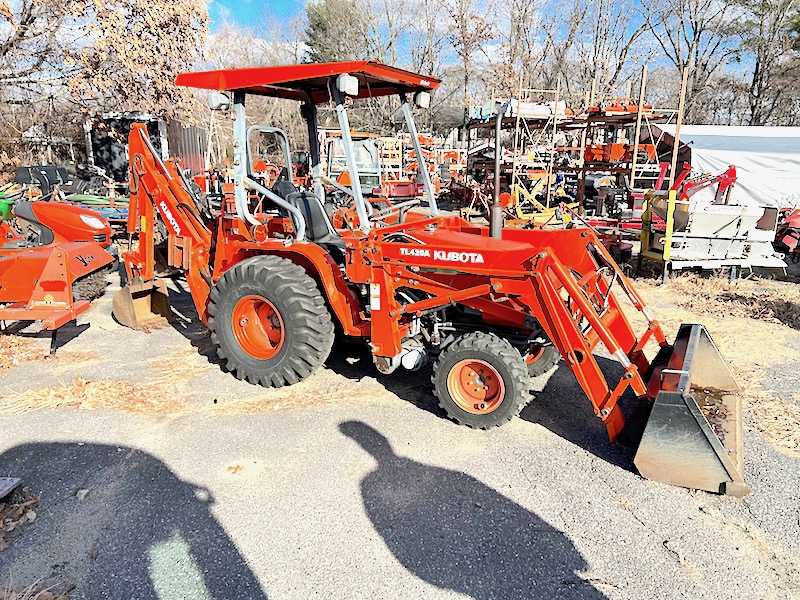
[
  {"x1": 634, "y1": 324, "x2": 749, "y2": 497},
  {"x1": 112, "y1": 279, "x2": 170, "y2": 330}
]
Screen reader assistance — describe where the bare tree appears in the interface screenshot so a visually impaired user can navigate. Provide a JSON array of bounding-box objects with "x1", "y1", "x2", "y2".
[
  {"x1": 408, "y1": 0, "x2": 450, "y2": 75},
  {"x1": 494, "y1": 0, "x2": 545, "y2": 94},
  {"x1": 579, "y1": 0, "x2": 651, "y2": 97},
  {"x1": 536, "y1": 0, "x2": 650, "y2": 103},
  {"x1": 0, "y1": 2, "x2": 74, "y2": 91},
  {"x1": 738, "y1": 0, "x2": 800, "y2": 124},
  {"x1": 445, "y1": 0, "x2": 496, "y2": 121},
  {"x1": 305, "y1": 0, "x2": 377, "y2": 62},
  {"x1": 365, "y1": 0, "x2": 411, "y2": 64},
  {"x1": 642, "y1": 0, "x2": 741, "y2": 122}
]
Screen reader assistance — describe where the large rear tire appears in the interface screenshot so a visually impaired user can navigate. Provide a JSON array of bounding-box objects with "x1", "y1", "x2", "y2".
[
  {"x1": 208, "y1": 255, "x2": 334, "y2": 386},
  {"x1": 432, "y1": 331, "x2": 530, "y2": 429}
]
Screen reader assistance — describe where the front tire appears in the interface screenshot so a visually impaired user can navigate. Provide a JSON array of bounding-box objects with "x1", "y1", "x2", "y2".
[
  {"x1": 208, "y1": 255, "x2": 334, "y2": 386},
  {"x1": 522, "y1": 343, "x2": 560, "y2": 377},
  {"x1": 432, "y1": 332, "x2": 530, "y2": 429}
]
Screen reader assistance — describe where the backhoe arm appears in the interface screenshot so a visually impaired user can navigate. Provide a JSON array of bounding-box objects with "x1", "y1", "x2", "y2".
[{"x1": 117, "y1": 124, "x2": 214, "y2": 325}]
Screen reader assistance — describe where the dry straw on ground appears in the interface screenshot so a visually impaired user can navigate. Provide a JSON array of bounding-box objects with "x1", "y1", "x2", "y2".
[
  {"x1": 0, "y1": 372, "x2": 378, "y2": 417},
  {"x1": 0, "y1": 376, "x2": 172, "y2": 415},
  {"x1": 626, "y1": 273, "x2": 800, "y2": 455},
  {"x1": 666, "y1": 276, "x2": 800, "y2": 454},
  {"x1": 147, "y1": 348, "x2": 213, "y2": 389},
  {"x1": 0, "y1": 337, "x2": 47, "y2": 370},
  {"x1": 0, "y1": 585, "x2": 69, "y2": 600},
  {"x1": 748, "y1": 392, "x2": 800, "y2": 456},
  {"x1": 0, "y1": 336, "x2": 98, "y2": 371},
  {"x1": 667, "y1": 274, "x2": 800, "y2": 329},
  {"x1": 737, "y1": 368, "x2": 800, "y2": 457},
  {"x1": 205, "y1": 379, "x2": 382, "y2": 415}
]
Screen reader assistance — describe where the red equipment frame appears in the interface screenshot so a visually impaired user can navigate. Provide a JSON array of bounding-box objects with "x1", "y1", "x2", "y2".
[{"x1": 175, "y1": 61, "x2": 441, "y2": 103}]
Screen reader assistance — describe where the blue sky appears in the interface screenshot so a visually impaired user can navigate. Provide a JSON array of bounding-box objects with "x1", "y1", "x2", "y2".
[{"x1": 209, "y1": 0, "x2": 303, "y2": 29}]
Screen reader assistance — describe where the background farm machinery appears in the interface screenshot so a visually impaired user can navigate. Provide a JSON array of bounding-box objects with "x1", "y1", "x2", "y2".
[{"x1": 0, "y1": 194, "x2": 115, "y2": 350}]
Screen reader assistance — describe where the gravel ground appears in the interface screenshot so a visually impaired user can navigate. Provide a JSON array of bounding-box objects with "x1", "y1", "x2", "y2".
[{"x1": 0, "y1": 271, "x2": 798, "y2": 599}]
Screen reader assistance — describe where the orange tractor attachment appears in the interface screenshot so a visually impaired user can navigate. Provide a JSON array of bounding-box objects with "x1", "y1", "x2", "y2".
[
  {"x1": 114, "y1": 61, "x2": 747, "y2": 496},
  {"x1": 1, "y1": 201, "x2": 114, "y2": 351}
]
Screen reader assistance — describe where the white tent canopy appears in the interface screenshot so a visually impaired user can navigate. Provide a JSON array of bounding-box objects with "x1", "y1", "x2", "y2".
[{"x1": 658, "y1": 125, "x2": 800, "y2": 209}]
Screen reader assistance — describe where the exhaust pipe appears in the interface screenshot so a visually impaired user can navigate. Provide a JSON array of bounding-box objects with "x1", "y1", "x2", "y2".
[
  {"x1": 112, "y1": 279, "x2": 171, "y2": 330},
  {"x1": 490, "y1": 100, "x2": 511, "y2": 239},
  {"x1": 634, "y1": 324, "x2": 749, "y2": 497}
]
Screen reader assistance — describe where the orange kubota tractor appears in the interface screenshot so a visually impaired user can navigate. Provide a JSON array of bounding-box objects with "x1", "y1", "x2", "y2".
[{"x1": 114, "y1": 61, "x2": 748, "y2": 496}]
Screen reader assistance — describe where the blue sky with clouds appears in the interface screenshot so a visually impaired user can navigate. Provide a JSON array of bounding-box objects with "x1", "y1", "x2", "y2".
[{"x1": 209, "y1": 0, "x2": 303, "y2": 29}]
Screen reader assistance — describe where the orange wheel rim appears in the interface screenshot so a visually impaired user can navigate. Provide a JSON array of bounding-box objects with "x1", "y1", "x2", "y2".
[
  {"x1": 231, "y1": 295, "x2": 284, "y2": 360},
  {"x1": 524, "y1": 346, "x2": 545, "y2": 365},
  {"x1": 446, "y1": 359, "x2": 505, "y2": 415}
]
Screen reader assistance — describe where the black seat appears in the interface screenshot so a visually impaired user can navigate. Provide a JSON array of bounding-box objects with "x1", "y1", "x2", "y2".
[
  {"x1": 271, "y1": 179, "x2": 297, "y2": 200},
  {"x1": 270, "y1": 168, "x2": 297, "y2": 200},
  {"x1": 14, "y1": 166, "x2": 66, "y2": 198},
  {"x1": 12, "y1": 201, "x2": 54, "y2": 245},
  {"x1": 284, "y1": 191, "x2": 346, "y2": 262}
]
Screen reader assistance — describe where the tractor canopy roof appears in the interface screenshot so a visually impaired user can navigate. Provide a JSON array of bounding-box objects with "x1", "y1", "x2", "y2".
[{"x1": 175, "y1": 61, "x2": 441, "y2": 104}]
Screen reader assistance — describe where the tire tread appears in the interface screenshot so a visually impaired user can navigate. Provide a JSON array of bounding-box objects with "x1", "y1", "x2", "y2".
[
  {"x1": 432, "y1": 331, "x2": 530, "y2": 429},
  {"x1": 207, "y1": 255, "x2": 335, "y2": 387}
]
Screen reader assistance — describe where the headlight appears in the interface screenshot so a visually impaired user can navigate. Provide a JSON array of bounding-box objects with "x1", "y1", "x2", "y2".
[{"x1": 79, "y1": 214, "x2": 107, "y2": 230}]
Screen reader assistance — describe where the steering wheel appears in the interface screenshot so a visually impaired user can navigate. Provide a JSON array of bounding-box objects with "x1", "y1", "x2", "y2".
[{"x1": 368, "y1": 199, "x2": 421, "y2": 223}]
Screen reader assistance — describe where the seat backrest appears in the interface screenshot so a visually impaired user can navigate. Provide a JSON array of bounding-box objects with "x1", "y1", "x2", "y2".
[
  {"x1": 284, "y1": 191, "x2": 338, "y2": 243},
  {"x1": 12, "y1": 201, "x2": 55, "y2": 245},
  {"x1": 271, "y1": 179, "x2": 297, "y2": 200}
]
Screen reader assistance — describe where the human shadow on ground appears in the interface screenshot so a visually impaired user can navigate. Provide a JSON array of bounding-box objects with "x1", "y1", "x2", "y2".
[
  {"x1": 339, "y1": 421, "x2": 608, "y2": 600},
  {"x1": 0, "y1": 442, "x2": 267, "y2": 600},
  {"x1": 329, "y1": 341, "x2": 638, "y2": 473}
]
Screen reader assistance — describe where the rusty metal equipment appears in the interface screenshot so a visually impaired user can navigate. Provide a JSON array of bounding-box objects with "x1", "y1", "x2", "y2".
[{"x1": 114, "y1": 61, "x2": 748, "y2": 496}]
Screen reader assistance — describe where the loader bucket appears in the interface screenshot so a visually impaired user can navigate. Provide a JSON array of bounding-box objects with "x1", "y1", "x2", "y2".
[
  {"x1": 112, "y1": 279, "x2": 171, "y2": 330},
  {"x1": 634, "y1": 324, "x2": 749, "y2": 497}
]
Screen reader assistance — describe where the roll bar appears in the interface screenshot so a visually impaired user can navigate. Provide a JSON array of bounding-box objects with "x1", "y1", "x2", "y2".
[
  {"x1": 232, "y1": 97, "x2": 307, "y2": 240},
  {"x1": 227, "y1": 73, "x2": 438, "y2": 237}
]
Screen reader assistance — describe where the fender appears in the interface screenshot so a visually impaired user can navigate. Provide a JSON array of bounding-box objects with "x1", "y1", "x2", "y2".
[{"x1": 219, "y1": 239, "x2": 368, "y2": 337}]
